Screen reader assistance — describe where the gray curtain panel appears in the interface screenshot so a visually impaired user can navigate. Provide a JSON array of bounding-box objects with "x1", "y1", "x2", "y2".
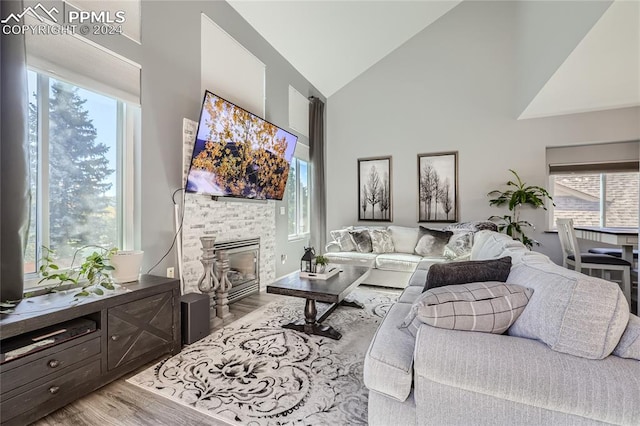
[
  {"x1": 309, "y1": 97, "x2": 326, "y2": 253},
  {"x1": 1, "y1": 0, "x2": 29, "y2": 300}
]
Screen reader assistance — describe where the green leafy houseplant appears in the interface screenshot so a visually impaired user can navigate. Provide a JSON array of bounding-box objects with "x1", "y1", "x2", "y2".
[
  {"x1": 36, "y1": 245, "x2": 119, "y2": 297},
  {"x1": 315, "y1": 255, "x2": 329, "y2": 273},
  {"x1": 1, "y1": 246, "x2": 120, "y2": 314},
  {"x1": 488, "y1": 169, "x2": 554, "y2": 249}
]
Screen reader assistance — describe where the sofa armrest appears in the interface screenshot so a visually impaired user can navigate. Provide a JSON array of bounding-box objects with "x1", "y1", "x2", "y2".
[
  {"x1": 363, "y1": 303, "x2": 415, "y2": 402},
  {"x1": 413, "y1": 325, "x2": 640, "y2": 425},
  {"x1": 325, "y1": 241, "x2": 341, "y2": 253}
]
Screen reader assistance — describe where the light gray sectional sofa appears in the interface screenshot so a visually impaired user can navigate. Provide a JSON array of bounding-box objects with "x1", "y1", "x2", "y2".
[
  {"x1": 325, "y1": 222, "x2": 495, "y2": 288},
  {"x1": 364, "y1": 230, "x2": 640, "y2": 425}
]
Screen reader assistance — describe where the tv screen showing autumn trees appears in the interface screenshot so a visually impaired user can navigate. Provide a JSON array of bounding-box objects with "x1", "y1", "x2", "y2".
[{"x1": 186, "y1": 92, "x2": 298, "y2": 200}]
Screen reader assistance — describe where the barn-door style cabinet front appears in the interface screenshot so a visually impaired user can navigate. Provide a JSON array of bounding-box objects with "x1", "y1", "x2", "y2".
[{"x1": 0, "y1": 276, "x2": 181, "y2": 426}]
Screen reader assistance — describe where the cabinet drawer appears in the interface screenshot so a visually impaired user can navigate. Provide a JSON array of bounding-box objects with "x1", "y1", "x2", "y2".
[
  {"x1": 1, "y1": 358, "x2": 101, "y2": 422},
  {"x1": 0, "y1": 336, "x2": 100, "y2": 395},
  {"x1": 108, "y1": 291, "x2": 174, "y2": 370}
]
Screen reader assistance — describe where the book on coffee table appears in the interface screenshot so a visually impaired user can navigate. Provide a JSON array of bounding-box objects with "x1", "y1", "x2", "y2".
[{"x1": 299, "y1": 266, "x2": 340, "y2": 280}]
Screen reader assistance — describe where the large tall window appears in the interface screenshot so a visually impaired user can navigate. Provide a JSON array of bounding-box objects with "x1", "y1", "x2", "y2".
[
  {"x1": 287, "y1": 157, "x2": 310, "y2": 239},
  {"x1": 25, "y1": 70, "x2": 134, "y2": 282},
  {"x1": 551, "y1": 172, "x2": 639, "y2": 228}
]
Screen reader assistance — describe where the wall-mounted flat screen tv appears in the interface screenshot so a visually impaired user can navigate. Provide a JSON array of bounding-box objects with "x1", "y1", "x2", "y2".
[{"x1": 186, "y1": 91, "x2": 298, "y2": 200}]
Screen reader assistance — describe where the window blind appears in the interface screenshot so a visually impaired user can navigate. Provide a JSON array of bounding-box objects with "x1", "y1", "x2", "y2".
[
  {"x1": 289, "y1": 86, "x2": 310, "y2": 138},
  {"x1": 25, "y1": 15, "x2": 141, "y2": 105},
  {"x1": 294, "y1": 142, "x2": 310, "y2": 162},
  {"x1": 547, "y1": 141, "x2": 640, "y2": 174}
]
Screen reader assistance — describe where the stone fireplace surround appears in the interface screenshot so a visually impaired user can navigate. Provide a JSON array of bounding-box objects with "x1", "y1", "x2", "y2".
[{"x1": 181, "y1": 195, "x2": 276, "y2": 296}]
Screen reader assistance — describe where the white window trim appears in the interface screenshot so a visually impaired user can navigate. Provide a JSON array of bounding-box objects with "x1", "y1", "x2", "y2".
[
  {"x1": 288, "y1": 157, "x2": 311, "y2": 241},
  {"x1": 24, "y1": 70, "x2": 138, "y2": 290},
  {"x1": 547, "y1": 171, "x2": 639, "y2": 230}
]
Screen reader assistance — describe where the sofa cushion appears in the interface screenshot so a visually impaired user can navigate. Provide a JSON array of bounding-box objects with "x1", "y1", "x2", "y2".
[
  {"x1": 414, "y1": 326, "x2": 640, "y2": 426},
  {"x1": 369, "y1": 228, "x2": 395, "y2": 254},
  {"x1": 323, "y1": 252, "x2": 377, "y2": 267},
  {"x1": 400, "y1": 282, "x2": 532, "y2": 337},
  {"x1": 613, "y1": 314, "x2": 640, "y2": 360},
  {"x1": 443, "y1": 231, "x2": 474, "y2": 260},
  {"x1": 375, "y1": 253, "x2": 423, "y2": 273},
  {"x1": 471, "y1": 230, "x2": 525, "y2": 261},
  {"x1": 397, "y1": 285, "x2": 423, "y2": 304},
  {"x1": 388, "y1": 226, "x2": 420, "y2": 254},
  {"x1": 425, "y1": 256, "x2": 512, "y2": 291},
  {"x1": 330, "y1": 228, "x2": 356, "y2": 252},
  {"x1": 507, "y1": 261, "x2": 629, "y2": 359},
  {"x1": 349, "y1": 229, "x2": 373, "y2": 252},
  {"x1": 363, "y1": 302, "x2": 415, "y2": 402},
  {"x1": 414, "y1": 227, "x2": 453, "y2": 257}
]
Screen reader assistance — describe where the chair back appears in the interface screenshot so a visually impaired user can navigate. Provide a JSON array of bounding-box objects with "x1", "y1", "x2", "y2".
[{"x1": 556, "y1": 218, "x2": 582, "y2": 270}]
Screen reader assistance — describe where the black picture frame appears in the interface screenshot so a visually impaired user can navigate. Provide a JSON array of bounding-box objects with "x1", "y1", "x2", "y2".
[
  {"x1": 417, "y1": 152, "x2": 458, "y2": 223},
  {"x1": 358, "y1": 156, "x2": 392, "y2": 222}
]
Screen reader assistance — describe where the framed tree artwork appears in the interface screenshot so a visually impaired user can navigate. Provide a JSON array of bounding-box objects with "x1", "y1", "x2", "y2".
[
  {"x1": 358, "y1": 156, "x2": 392, "y2": 221},
  {"x1": 417, "y1": 152, "x2": 458, "y2": 222}
]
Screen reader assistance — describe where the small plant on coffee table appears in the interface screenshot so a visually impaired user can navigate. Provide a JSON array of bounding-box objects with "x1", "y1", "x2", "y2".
[{"x1": 315, "y1": 255, "x2": 329, "y2": 273}]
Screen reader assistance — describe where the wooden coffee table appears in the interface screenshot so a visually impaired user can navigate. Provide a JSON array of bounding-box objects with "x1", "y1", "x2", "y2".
[{"x1": 266, "y1": 266, "x2": 370, "y2": 340}]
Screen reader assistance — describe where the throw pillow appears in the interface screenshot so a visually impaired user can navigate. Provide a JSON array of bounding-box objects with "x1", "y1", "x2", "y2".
[
  {"x1": 443, "y1": 231, "x2": 474, "y2": 260},
  {"x1": 399, "y1": 282, "x2": 533, "y2": 337},
  {"x1": 349, "y1": 229, "x2": 373, "y2": 253},
  {"x1": 612, "y1": 314, "x2": 640, "y2": 360},
  {"x1": 443, "y1": 221, "x2": 498, "y2": 233},
  {"x1": 414, "y1": 226, "x2": 453, "y2": 257},
  {"x1": 329, "y1": 228, "x2": 356, "y2": 252},
  {"x1": 369, "y1": 229, "x2": 395, "y2": 254},
  {"x1": 424, "y1": 256, "x2": 512, "y2": 291}
]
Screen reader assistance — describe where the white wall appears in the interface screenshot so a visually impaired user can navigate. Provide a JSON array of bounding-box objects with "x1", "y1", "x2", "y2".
[{"x1": 326, "y1": 1, "x2": 640, "y2": 263}]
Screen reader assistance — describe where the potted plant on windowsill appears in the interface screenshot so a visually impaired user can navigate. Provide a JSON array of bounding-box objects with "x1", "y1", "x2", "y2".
[
  {"x1": 33, "y1": 245, "x2": 119, "y2": 298},
  {"x1": 488, "y1": 169, "x2": 554, "y2": 249}
]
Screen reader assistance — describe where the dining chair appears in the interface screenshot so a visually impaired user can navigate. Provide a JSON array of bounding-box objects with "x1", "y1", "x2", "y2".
[
  {"x1": 556, "y1": 219, "x2": 632, "y2": 305},
  {"x1": 587, "y1": 248, "x2": 638, "y2": 269}
]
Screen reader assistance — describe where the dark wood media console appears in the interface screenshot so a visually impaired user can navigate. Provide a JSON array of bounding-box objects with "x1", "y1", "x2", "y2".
[{"x1": 0, "y1": 275, "x2": 181, "y2": 425}]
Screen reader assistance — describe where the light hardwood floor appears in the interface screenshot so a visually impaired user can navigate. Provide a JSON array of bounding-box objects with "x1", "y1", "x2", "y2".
[{"x1": 34, "y1": 290, "x2": 285, "y2": 426}]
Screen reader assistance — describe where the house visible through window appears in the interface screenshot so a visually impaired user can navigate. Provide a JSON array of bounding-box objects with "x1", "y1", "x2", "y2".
[
  {"x1": 551, "y1": 172, "x2": 639, "y2": 228},
  {"x1": 287, "y1": 157, "x2": 310, "y2": 239},
  {"x1": 24, "y1": 70, "x2": 133, "y2": 283}
]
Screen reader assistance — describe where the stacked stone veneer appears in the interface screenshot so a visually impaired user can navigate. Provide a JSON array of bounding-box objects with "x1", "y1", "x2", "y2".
[
  {"x1": 181, "y1": 196, "x2": 276, "y2": 295},
  {"x1": 181, "y1": 119, "x2": 276, "y2": 295}
]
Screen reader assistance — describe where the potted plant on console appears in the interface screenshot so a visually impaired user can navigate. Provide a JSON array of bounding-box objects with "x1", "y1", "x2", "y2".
[{"x1": 488, "y1": 169, "x2": 554, "y2": 249}]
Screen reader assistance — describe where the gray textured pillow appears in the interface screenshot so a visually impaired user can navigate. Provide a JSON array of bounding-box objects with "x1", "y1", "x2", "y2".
[
  {"x1": 349, "y1": 229, "x2": 373, "y2": 253},
  {"x1": 443, "y1": 231, "x2": 473, "y2": 260},
  {"x1": 612, "y1": 314, "x2": 640, "y2": 360},
  {"x1": 414, "y1": 227, "x2": 453, "y2": 257},
  {"x1": 369, "y1": 229, "x2": 395, "y2": 254},
  {"x1": 400, "y1": 282, "x2": 533, "y2": 337},
  {"x1": 330, "y1": 228, "x2": 356, "y2": 252},
  {"x1": 443, "y1": 221, "x2": 498, "y2": 233},
  {"x1": 425, "y1": 256, "x2": 512, "y2": 291}
]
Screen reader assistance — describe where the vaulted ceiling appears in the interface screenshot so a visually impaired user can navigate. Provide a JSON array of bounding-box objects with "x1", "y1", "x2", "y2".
[{"x1": 228, "y1": 0, "x2": 640, "y2": 119}]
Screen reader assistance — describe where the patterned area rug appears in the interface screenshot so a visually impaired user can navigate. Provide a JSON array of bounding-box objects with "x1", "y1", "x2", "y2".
[{"x1": 128, "y1": 287, "x2": 398, "y2": 426}]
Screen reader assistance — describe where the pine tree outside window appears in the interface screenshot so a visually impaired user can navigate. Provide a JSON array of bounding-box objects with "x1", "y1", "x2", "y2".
[{"x1": 24, "y1": 70, "x2": 137, "y2": 286}]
